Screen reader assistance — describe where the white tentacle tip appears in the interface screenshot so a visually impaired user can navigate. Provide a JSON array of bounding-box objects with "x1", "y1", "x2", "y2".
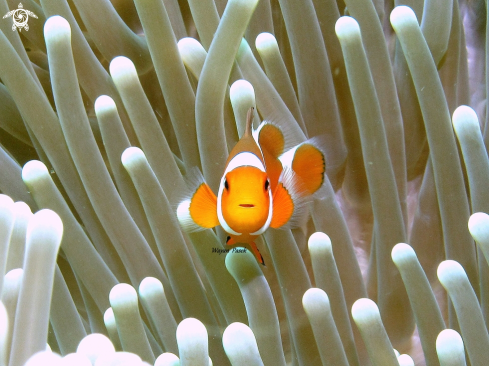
[
  {"x1": 436, "y1": 329, "x2": 465, "y2": 358},
  {"x1": 452, "y1": 105, "x2": 477, "y2": 122},
  {"x1": 109, "y1": 56, "x2": 137, "y2": 79},
  {"x1": 0, "y1": 194, "x2": 14, "y2": 223},
  {"x1": 351, "y1": 298, "x2": 380, "y2": 324},
  {"x1": 177, "y1": 37, "x2": 205, "y2": 53},
  {"x1": 390, "y1": 6, "x2": 417, "y2": 27},
  {"x1": 302, "y1": 288, "x2": 330, "y2": 314},
  {"x1": 94, "y1": 95, "x2": 117, "y2": 114},
  {"x1": 230, "y1": 79, "x2": 255, "y2": 97},
  {"x1": 335, "y1": 16, "x2": 360, "y2": 39},
  {"x1": 255, "y1": 32, "x2": 277, "y2": 50},
  {"x1": 391, "y1": 243, "x2": 416, "y2": 264},
  {"x1": 397, "y1": 354, "x2": 414, "y2": 366},
  {"x1": 13, "y1": 201, "x2": 32, "y2": 216},
  {"x1": 27, "y1": 209, "x2": 64, "y2": 247},
  {"x1": 437, "y1": 260, "x2": 467, "y2": 287},
  {"x1": 121, "y1": 147, "x2": 146, "y2": 168},
  {"x1": 452, "y1": 105, "x2": 479, "y2": 132},
  {"x1": 4, "y1": 268, "x2": 23, "y2": 282},
  {"x1": 177, "y1": 318, "x2": 207, "y2": 341},
  {"x1": 103, "y1": 307, "x2": 115, "y2": 325},
  {"x1": 77, "y1": 333, "x2": 115, "y2": 363},
  {"x1": 468, "y1": 212, "x2": 489, "y2": 240},
  {"x1": 223, "y1": 322, "x2": 255, "y2": 345},
  {"x1": 155, "y1": 352, "x2": 179, "y2": 366},
  {"x1": 308, "y1": 232, "x2": 332, "y2": 255},
  {"x1": 139, "y1": 277, "x2": 164, "y2": 297},
  {"x1": 25, "y1": 351, "x2": 62, "y2": 366},
  {"x1": 22, "y1": 160, "x2": 50, "y2": 183},
  {"x1": 0, "y1": 194, "x2": 14, "y2": 208},
  {"x1": 109, "y1": 283, "x2": 138, "y2": 308},
  {"x1": 44, "y1": 15, "x2": 71, "y2": 39},
  {"x1": 222, "y1": 322, "x2": 261, "y2": 361}
]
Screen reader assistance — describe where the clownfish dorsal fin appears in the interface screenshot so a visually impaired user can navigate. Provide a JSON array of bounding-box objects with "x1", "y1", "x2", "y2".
[
  {"x1": 225, "y1": 107, "x2": 264, "y2": 166},
  {"x1": 252, "y1": 121, "x2": 285, "y2": 191},
  {"x1": 177, "y1": 168, "x2": 219, "y2": 232},
  {"x1": 244, "y1": 107, "x2": 254, "y2": 138}
]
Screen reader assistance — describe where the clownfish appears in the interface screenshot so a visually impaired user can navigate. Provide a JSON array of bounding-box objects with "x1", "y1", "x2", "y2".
[{"x1": 177, "y1": 108, "x2": 326, "y2": 265}]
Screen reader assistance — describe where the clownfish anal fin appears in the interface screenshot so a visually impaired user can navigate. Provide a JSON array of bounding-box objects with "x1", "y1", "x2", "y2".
[{"x1": 177, "y1": 168, "x2": 219, "y2": 232}]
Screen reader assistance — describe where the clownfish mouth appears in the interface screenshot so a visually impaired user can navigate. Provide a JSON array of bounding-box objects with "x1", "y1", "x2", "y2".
[{"x1": 239, "y1": 204, "x2": 255, "y2": 208}]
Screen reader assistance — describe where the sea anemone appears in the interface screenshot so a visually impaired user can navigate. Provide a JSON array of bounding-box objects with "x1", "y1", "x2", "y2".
[{"x1": 0, "y1": 0, "x2": 488, "y2": 365}]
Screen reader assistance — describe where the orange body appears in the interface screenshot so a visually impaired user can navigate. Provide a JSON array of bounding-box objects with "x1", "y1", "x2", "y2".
[{"x1": 220, "y1": 166, "x2": 270, "y2": 234}]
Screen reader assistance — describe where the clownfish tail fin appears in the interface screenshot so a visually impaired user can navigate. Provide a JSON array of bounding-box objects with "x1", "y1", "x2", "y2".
[
  {"x1": 176, "y1": 167, "x2": 219, "y2": 232},
  {"x1": 250, "y1": 242, "x2": 265, "y2": 266},
  {"x1": 244, "y1": 107, "x2": 254, "y2": 137},
  {"x1": 226, "y1": 237, "x2": 266, "y2": 266},
  {"x1": 279, "y1": 138, "x2": 326, "y2": 196}
]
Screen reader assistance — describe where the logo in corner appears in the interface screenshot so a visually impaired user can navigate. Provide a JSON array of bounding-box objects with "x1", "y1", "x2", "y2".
[{"x1": 3, "y1": 3, "x2": 37, "y2": 32}]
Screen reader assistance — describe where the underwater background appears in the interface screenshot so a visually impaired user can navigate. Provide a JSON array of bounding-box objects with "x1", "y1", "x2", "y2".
[{"x1": 0, "y1": 0, "x2": 489, "y2": 365}]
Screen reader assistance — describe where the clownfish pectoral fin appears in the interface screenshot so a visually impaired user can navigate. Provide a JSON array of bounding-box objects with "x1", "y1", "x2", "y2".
[
  {"x1": 279, "y1": 138, "x2": 326, "y2": 196},
  {"x1": 271, "y1": 167, "x2": 310, "y2": 229},
  {"x1": 177, "y1": 182, "x2": 219, "y2": 231},
  {"x1": 270, "y1": 182, "x2": 294, "y2": 229},
  {"x1": 177, "y1": 169, "x2": 219, "y2": 232}
]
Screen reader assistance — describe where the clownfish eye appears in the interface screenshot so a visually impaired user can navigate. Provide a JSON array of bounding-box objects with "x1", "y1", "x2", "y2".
[
  {"x1": 264, "y1": 179, "x2": 270, "y2": 191},
  {"x1": 224, "y1": 179, "x2": 229, "y2": 190}
]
